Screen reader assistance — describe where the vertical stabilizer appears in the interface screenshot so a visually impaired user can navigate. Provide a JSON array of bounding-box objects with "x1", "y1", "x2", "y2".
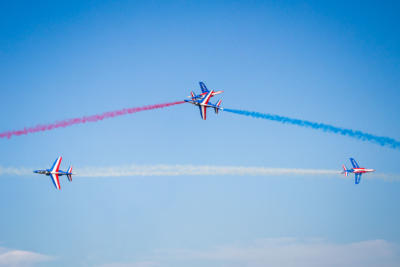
[{"x1": 214, "y1": 99, "x2": 222, "y2": 114}]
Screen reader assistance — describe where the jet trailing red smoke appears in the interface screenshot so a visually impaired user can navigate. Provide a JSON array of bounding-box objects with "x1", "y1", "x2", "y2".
[{"x1": 0, "y1": 101, "x2": 185, "y2": 139}]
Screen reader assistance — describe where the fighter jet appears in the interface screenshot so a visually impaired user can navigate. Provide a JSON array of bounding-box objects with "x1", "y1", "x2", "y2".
[
  {"x1": 184, "y1": 82, "x2": 223, "y2": 120},
  {"x1": 33, "y1": 157, "x2": 74, "y2": 190},
  {"x1": 342, "y1": 158, "x2": 375, "y2": 184}
]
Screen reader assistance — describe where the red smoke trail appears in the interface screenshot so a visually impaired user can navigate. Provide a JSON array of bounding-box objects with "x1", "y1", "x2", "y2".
[{"x1": 0, "y1": 101, "x2": 185, "y2": 139}]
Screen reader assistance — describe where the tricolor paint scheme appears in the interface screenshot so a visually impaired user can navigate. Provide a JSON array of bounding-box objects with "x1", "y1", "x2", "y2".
[
  {"x1": 33, "y1": 157, "x2": 74, "y2": 190},
  {"x1": 342, "y1": 158, "x2": 375, "y2": 184},
  {"x1": 184, "y1": 82, "x2": 223, "y2": 120}
]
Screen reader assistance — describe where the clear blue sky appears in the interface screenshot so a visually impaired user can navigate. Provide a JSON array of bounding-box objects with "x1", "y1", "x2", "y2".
[{"x1": 1, "y1": 1, "x2": 400, "y2": 266}]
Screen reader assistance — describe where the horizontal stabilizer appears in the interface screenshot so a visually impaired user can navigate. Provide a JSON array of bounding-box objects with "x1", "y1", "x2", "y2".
[
  {"x1": 342, "y1": 165, "x2": 348, "y2": 176},
  {"x1": 214, "y1": 99, "x2": 222, "y2": 114},
  {"x1": 67, "y1": 166, "x2": 73, "y2": 182}
]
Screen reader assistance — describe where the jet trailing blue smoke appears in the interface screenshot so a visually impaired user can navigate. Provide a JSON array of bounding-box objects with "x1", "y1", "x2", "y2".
[{"x1": 224, "y1": 108, "x2": 400, "y2": 150}]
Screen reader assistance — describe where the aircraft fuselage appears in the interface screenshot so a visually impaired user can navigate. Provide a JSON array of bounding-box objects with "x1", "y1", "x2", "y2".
[
  {"x1": 33, "y1": 169, "x2": 51, "y2": 175},
  {"x1": 349, "y1": 168, "x2": 375, "y2": 174},
  {"x1": 33, "y1": 169, "x2": 68, "y2": 176}
]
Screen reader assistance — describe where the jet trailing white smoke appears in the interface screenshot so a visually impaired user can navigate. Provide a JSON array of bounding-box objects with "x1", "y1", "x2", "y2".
[{"x1": 1, "y1": 164, "x2": 398, "y2": 181}]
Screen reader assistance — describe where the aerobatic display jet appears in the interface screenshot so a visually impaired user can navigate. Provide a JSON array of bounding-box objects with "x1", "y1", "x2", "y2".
[
  {"x1": 342, "y1": 158, "x2": 375, "y2": 184},
  {"x1": 184, "y1": 82, "x2": 223, "y2": 120},
  {"x1": 33, "y1": 156, "x2": 74, "y2": 190}
]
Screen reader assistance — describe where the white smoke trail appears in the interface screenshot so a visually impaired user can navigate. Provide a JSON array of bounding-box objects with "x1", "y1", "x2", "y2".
[
  {"x1": 77, "y1": 164, "x2": 340, "y2": 177},
  {"x1": 1, "y1": 164, "x2": 398, "y2": 182},
  {"x1": 0, "y1": 166, "x2": 32, "y2": 176}
]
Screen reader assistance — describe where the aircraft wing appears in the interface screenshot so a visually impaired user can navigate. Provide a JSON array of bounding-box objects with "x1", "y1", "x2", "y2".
[
  {"x1": 49, "y1": 173, "x2": 61, "y2": 190},
  {"x1": 199, "y1": 106, "x2": 207, "y2": 120},
  {"x1": 355, "y1": 173, "x2": 362, "y2": 184},
  {"x1": 50, "y1": 156, "x2": 62, "y2": 173},
  {"x1": 199, "y1": 82, "x2": 209, "y2": 93},
  {"x1": 200, "y1": 90, "x2": 214, "y2": 105},
  {"x1": 198, "y1": 91, "x2": 214, "y2": 120},
  {"x1": 350, "y1": 158, "x2": 359, "y2": 168}
]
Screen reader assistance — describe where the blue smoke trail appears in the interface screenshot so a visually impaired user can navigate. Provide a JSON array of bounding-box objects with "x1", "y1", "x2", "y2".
[{"x1": 224, "y1": 108, "x2": 400, "y2": 150}]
